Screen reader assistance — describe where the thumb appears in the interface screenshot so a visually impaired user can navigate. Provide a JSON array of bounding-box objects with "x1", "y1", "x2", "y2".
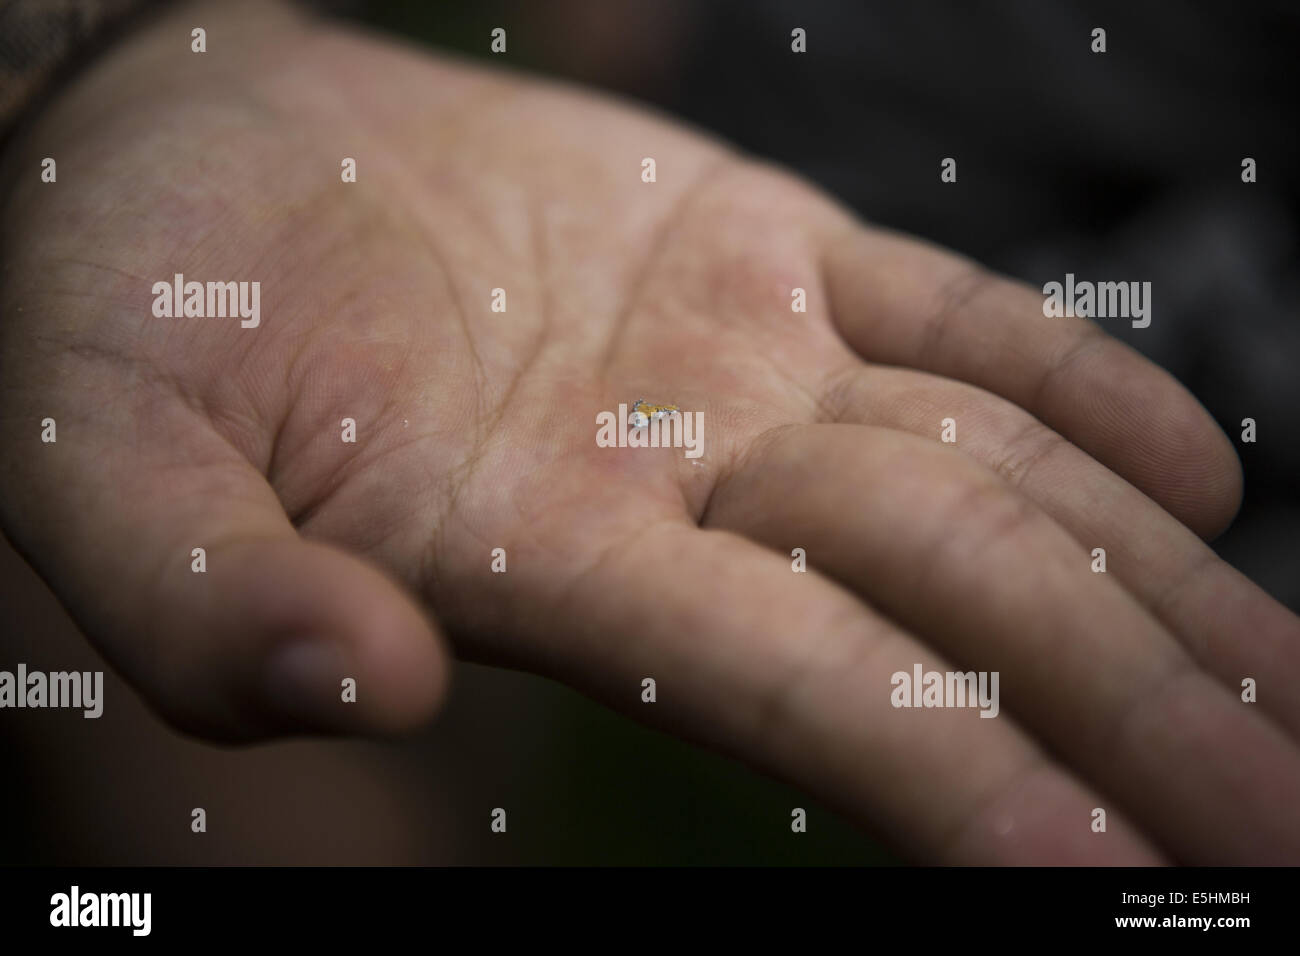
[{"x1": 1, "y1": 405, "x2": 450, "y2": 742}]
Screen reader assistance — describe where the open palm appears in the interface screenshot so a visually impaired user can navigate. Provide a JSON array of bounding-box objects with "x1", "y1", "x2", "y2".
[{"x1": 3, "y1": 0, "x2": 1298, "y2": 864}]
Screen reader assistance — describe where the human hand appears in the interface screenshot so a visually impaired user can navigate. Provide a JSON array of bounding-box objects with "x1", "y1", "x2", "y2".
[{"x1": 2, "y1": 0, "x2": 1296, "y2": 863}]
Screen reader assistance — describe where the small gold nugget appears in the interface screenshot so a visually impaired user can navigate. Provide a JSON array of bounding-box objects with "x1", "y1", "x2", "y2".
[{"x1": 628, "y1": 399, "x2": 680, "y2": 429}]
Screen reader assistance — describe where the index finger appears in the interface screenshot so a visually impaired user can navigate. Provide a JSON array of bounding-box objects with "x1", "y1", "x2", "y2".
[{"x1": 821, "y1": 225, "x2": 1243, "y2": 540}]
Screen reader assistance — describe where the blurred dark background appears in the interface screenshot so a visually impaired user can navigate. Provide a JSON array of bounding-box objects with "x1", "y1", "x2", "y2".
[{"x1": 1, "y1": 0, "x2": 1295, "y2": 865}]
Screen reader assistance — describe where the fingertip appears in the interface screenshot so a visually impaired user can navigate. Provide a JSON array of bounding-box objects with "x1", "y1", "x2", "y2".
[
  {"x1": 252, "y1": 540, "x2": 451, "y2": 737},
  {"x1": 339, "y1": 553, "x2": 453, "y2": 734},
  {"x1": 1053, "y1": 343, "x2": 1244, "y2": 540},
  {"x1": 1121, "y1": 387, "x2": 1244, "y2": 541},
  {"x1": 1169, "y1": 416, "x2": 1243, "y2": 542},
  {"x1": 151, "y1": 537, "x2": 450, "y2": 741}
]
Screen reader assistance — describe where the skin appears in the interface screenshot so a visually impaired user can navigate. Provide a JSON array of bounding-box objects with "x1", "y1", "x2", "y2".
[{"x1": 1, "y1": 0, "x2": 1297, "y2": 864}]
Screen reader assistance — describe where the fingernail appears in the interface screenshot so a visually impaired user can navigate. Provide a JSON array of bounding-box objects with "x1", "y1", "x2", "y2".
[{"x1": 262, "y1": 639, "x2": 349, "y2": 731}]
